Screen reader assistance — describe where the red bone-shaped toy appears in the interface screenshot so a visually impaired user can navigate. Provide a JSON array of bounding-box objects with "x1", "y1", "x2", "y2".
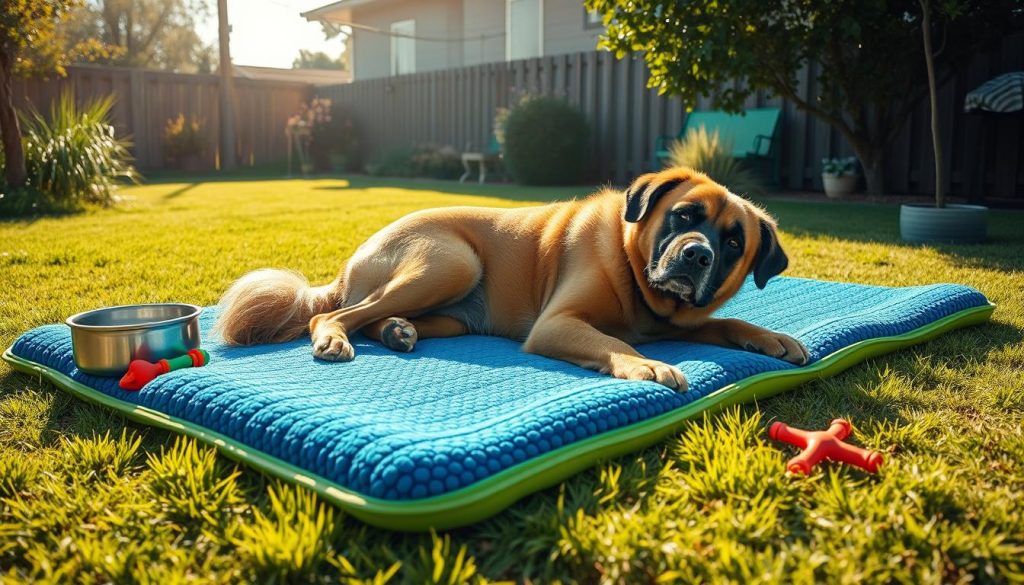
[
  {"x1": 768, "y1": 419, "x2": 884, "y2": 474},
  {"x1": 119, "y1": 348, "x2": 210, "y2": 391}
]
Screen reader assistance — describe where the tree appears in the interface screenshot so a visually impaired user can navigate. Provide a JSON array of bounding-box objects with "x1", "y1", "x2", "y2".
[
  {"x1": 586, "y1": 0, "x2": 1022, "y2": 194},
  {"x1": 292, "y1": 49, "x2": 346, "y2": 70},
  {"x1": 62, "y1": 0, "x2": 213, "y2": 72},
  {"x1": 920, "y1": 0, "x2": 943, "y2": 207},
  {"x1": 0, "y1": 0, "x2": 109, "y2": 187},
  {"x1": 319, "y1": 22, "x2": 352, "y2": 73},
  {"x1": 217, "y1": 0, "x2": 235, "y2": 170}
]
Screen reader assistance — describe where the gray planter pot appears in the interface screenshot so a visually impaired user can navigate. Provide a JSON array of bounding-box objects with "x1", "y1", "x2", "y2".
[
  {"x1": 822, "y1": 174, "x2": 858, "y2": 198},
  {"x1": 899, "y1": 204, "x2": 988, "y2": 244}
]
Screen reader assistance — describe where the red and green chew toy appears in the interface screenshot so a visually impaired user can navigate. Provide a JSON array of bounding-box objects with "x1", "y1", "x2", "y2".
[
  {"x1": 769, "y1": 419, "x2": 884, "y2": 474},
  {"x1": 119, "y1": 348, "x2": 210, "y2": 391}
]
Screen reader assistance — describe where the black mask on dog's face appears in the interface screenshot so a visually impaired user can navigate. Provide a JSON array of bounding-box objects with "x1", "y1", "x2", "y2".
[{"x1": 624, "y1": 172, "x2": 789, "y2": 307}]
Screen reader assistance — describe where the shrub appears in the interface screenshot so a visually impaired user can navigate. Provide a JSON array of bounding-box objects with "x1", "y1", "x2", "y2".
[
  {"x1": 366, "y1": 147, "x2": 414, "y2": 178},
  {"x1": 163, "y1": 114, "x2": 205, "y2": 168},
  {"x1": 0, "y1": 149, "x2": 43, "y2": 215},
  {"x1": 502, "y1": 96, "x2": 589, "y2": 185},
  {"x1": 666, "y1": 126, "x2": 764, "y2": 196},
  {"x1": 10, "y1": 92, "x2": 137, "y2": 213},
  {"x1": 310, "y1": 101, "x2": 363, "y2": 172},
  {"x1": 410, "y1": 144, "x2": 462, "y2": 179},
  {"x1": 367, "y1": 143, "x2": 462, "y2": 180}
]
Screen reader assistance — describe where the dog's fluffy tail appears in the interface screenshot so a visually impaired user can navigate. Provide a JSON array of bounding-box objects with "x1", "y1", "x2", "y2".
[{"x1": 215, "y1": 269, "x2": 338, "y2": 346}]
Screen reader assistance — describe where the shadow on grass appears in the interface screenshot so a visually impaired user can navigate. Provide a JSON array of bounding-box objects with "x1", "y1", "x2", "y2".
[
  {"x1": 161, "y1": 182, "x2": 202, "y2": 200},
  {"x1": 0, "y1": 204, "x2": 88, "y2": 225},
  {"x1": 0, "y1": 215, "x2": 44, "y2": 227},
  {"x1": 759, "y1": 318, "x2": 1023, "y2": 428},
  {"x1": 141, "y1": 162, "x2": 291, "y2": 183},
  {"x1": 0, "y1": 366, "x2": 166, "y2": 456},
  {"x1": 312, "y1": 175, "x2": 601, "y2": 203},
  {"x1": 763, "y1": 199, "x2": 1024, "y2": 272}
]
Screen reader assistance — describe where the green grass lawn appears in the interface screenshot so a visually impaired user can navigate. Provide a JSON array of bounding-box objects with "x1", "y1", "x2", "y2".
[{"x1": 1, "y1": 177, "x2": 1022, "y2": 583}]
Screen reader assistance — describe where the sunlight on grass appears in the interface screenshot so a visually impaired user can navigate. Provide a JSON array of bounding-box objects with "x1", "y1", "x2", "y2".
[
  {"x1": 146, "y1": 436, "x2": 245, "y2": 527},
  {"x1": 1, "y1": 177, "x2": 1022, "y2": 582},
  {"x1": 232, "y1": 482, "x2": 338, "y2": 581}
]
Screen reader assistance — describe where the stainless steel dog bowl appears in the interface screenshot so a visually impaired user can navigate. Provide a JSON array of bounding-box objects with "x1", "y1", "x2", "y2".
[{"x1": 66, "y1": 304, "x2": 202, "y2": 376}]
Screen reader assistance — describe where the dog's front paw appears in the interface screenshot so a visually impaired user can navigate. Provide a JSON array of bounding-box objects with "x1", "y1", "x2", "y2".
[
  {"x1": 610, "y1": 356, "x2": 689, "y2": 391},
  {"x1": 741, "y1": 331, "x2": 809, "y2": 365},
  {"x1": 312, "y1": 330, "x2": 355, "y2": 361}
]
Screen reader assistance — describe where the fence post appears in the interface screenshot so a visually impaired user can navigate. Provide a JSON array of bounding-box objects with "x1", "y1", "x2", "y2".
[{"x1": 129, "y1": 70, "x2": 147, "y2": 168}]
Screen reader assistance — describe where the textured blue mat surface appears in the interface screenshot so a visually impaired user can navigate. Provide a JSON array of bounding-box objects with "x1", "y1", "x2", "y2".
[{"x1": 10, "y1": 277, "x2": 988, "y2": 501}]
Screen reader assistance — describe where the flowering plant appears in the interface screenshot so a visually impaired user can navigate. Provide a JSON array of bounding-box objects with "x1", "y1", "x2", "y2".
[
  {"x1": 285, "y1": 97, "x2": 333, "y2": 133},
  {"x1": 164, "y1": 114, "x2": 205, "y2": 164}
]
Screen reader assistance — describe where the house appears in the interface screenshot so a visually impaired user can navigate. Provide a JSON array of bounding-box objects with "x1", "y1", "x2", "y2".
[
  {"x1": 233, "y1": 65, "x2": 352, "y2": 86},
  {"x1": 301, "y1": 0, "x2": 604, "y2": 80}
]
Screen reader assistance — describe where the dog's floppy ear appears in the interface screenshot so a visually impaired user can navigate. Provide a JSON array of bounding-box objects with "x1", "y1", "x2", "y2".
[
  {"x1": 753, "y1": 218, "x2": 788, "y2": 289},
  {"x1": 623, "y1": 174, "x2": 684, "y2": 223}
]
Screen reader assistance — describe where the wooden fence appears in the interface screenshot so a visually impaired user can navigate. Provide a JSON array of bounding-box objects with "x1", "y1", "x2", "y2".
[
  {"x1": 318, "y1": 33, "x2": 1024, "y2": 203},
  {"x1": 12, "y1": 65, "x2": 312, "y2": 171}
]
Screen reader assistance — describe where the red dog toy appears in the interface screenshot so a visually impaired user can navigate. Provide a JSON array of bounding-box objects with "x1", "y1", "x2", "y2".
[
  {"x1": 768, "y1": 419, "x2": 883, "y2": 474},
  {"x1": 119, "y1": 348, "x2": 210, "y2": 391}
]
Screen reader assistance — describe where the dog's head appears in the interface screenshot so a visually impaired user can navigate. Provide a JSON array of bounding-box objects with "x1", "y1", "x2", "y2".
[{"x1": 622, "y1": 167, "x2": 788, "y2": 315}]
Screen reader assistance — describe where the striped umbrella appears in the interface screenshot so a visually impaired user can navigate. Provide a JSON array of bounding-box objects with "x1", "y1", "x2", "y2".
[{"x1": 964, "y1": 71, "x2": 1024, "y2": 113}]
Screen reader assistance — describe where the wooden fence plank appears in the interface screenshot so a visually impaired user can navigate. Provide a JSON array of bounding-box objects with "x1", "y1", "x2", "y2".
[
  {"x1": 785, "y1": 65, "x2": 809, "y2": 190},
  {"x1": 613, "y1": 56, "x2": 630, "y2": 184},
  {"x1": 317, "y1": 33, "x2": 1007, "y2": 203},
  {"x1": 14, "y1": 65, "x2": 309, "y2": 171},
  {"x1": 13, "y1": 33, "x2": 1022, "y2": 204},
  {"x1": 630, "y1": 57, "x2": 647, "y2": 176}
]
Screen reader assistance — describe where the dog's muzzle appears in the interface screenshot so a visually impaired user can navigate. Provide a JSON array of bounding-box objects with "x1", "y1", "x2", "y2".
[{"x1": 651, "y1": 241, "x2": 715, "y2": 306}]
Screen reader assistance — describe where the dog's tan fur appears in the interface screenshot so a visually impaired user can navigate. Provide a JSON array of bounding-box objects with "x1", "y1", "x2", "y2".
[{"x1": 217, "y1": 167, "x2": 807, "y2": 390}]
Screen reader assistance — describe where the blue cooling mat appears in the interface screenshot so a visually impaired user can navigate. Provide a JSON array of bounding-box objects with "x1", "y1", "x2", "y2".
[{"x1": 4, "y1": 277, "x2": 992, "y2": 530}]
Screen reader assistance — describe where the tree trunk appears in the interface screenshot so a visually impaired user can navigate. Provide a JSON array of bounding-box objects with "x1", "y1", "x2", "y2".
[
  {"x1": 0, "y1": 54, "x2": 27, "y2": 188},
  {"x1": 217, "y1": 0, "x2": 237, "y2": 171},
  {"x1": 920, "y1": 0, "x2": 945, "y2": 208},
  {"x1": 854, "y1": 146, "x2": 886, "y2": 196}
]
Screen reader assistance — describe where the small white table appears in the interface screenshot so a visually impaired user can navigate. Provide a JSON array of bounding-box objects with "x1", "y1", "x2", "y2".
[{"x1": 460, "y1": 152, "x2": 488, "y2": 184}]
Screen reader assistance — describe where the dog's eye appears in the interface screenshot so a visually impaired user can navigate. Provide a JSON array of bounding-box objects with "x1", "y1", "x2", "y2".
[
  {"x1": 726, "y1": 238, "x2": 741, "y2": 249},
  {"x1": 674, "y1": 211, "x2": 690, "y2": 223}
]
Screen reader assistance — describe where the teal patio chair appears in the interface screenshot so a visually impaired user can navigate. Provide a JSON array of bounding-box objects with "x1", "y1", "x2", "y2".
[{"x1": 654, "y1": 107, "x2": 783, "y2": 185}]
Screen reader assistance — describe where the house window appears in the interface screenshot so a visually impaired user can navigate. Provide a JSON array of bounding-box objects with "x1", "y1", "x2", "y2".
[
  {"x1": 390, "y1": 19, "x2": 416, "y2": 75},
  {"x1": 584, "y1": 8, "x2": 603, "y2": 29},
  {"x1": 506, "y1": 0, "x2": 542, "y2": 61}
]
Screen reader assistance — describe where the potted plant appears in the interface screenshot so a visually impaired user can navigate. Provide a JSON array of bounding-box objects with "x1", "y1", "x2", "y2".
[
  {"x1": 821, "y1": 157, "x2": 859, "y2": 198},
  {"x1": 899, "y1": 0, "x2": 987, "y2": 244},
  {"x1": 163, "y1": 114, "x2": 206, "y2": 171}
]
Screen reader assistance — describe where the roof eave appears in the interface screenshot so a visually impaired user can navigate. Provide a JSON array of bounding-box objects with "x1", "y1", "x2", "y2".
[{"x1": 301, "y1": 0, "x2": 378, "y2": 22}]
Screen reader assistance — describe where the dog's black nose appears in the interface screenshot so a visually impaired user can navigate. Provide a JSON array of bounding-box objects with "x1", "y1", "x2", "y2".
[{"x1": 681, "y1": 242, "x2": 713, "y2": 268}]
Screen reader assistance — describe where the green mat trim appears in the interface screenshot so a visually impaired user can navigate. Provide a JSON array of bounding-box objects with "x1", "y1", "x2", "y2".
[{"x1": 3, "y1": 303, "x2": 994, "y2": 531}]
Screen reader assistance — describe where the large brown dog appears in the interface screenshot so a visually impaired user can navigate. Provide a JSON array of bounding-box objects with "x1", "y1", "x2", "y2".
[{"x1": 217, "y1": 167, "x2": 808, "y2": 390}]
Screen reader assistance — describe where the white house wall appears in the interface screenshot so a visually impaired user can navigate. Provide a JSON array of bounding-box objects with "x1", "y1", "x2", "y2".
[
  {"x1": 462, "y1": 0, "x2": 505, "y2": 66},
  {"x1": 350, "y1": 0, "x2": 464, "y2": 79},
  {"x1": 543, "y1": 1, "x2": 601, "y2": 56},
  {"x1": 342, "y1": 0, "x2": 605, "y2": 79}
]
